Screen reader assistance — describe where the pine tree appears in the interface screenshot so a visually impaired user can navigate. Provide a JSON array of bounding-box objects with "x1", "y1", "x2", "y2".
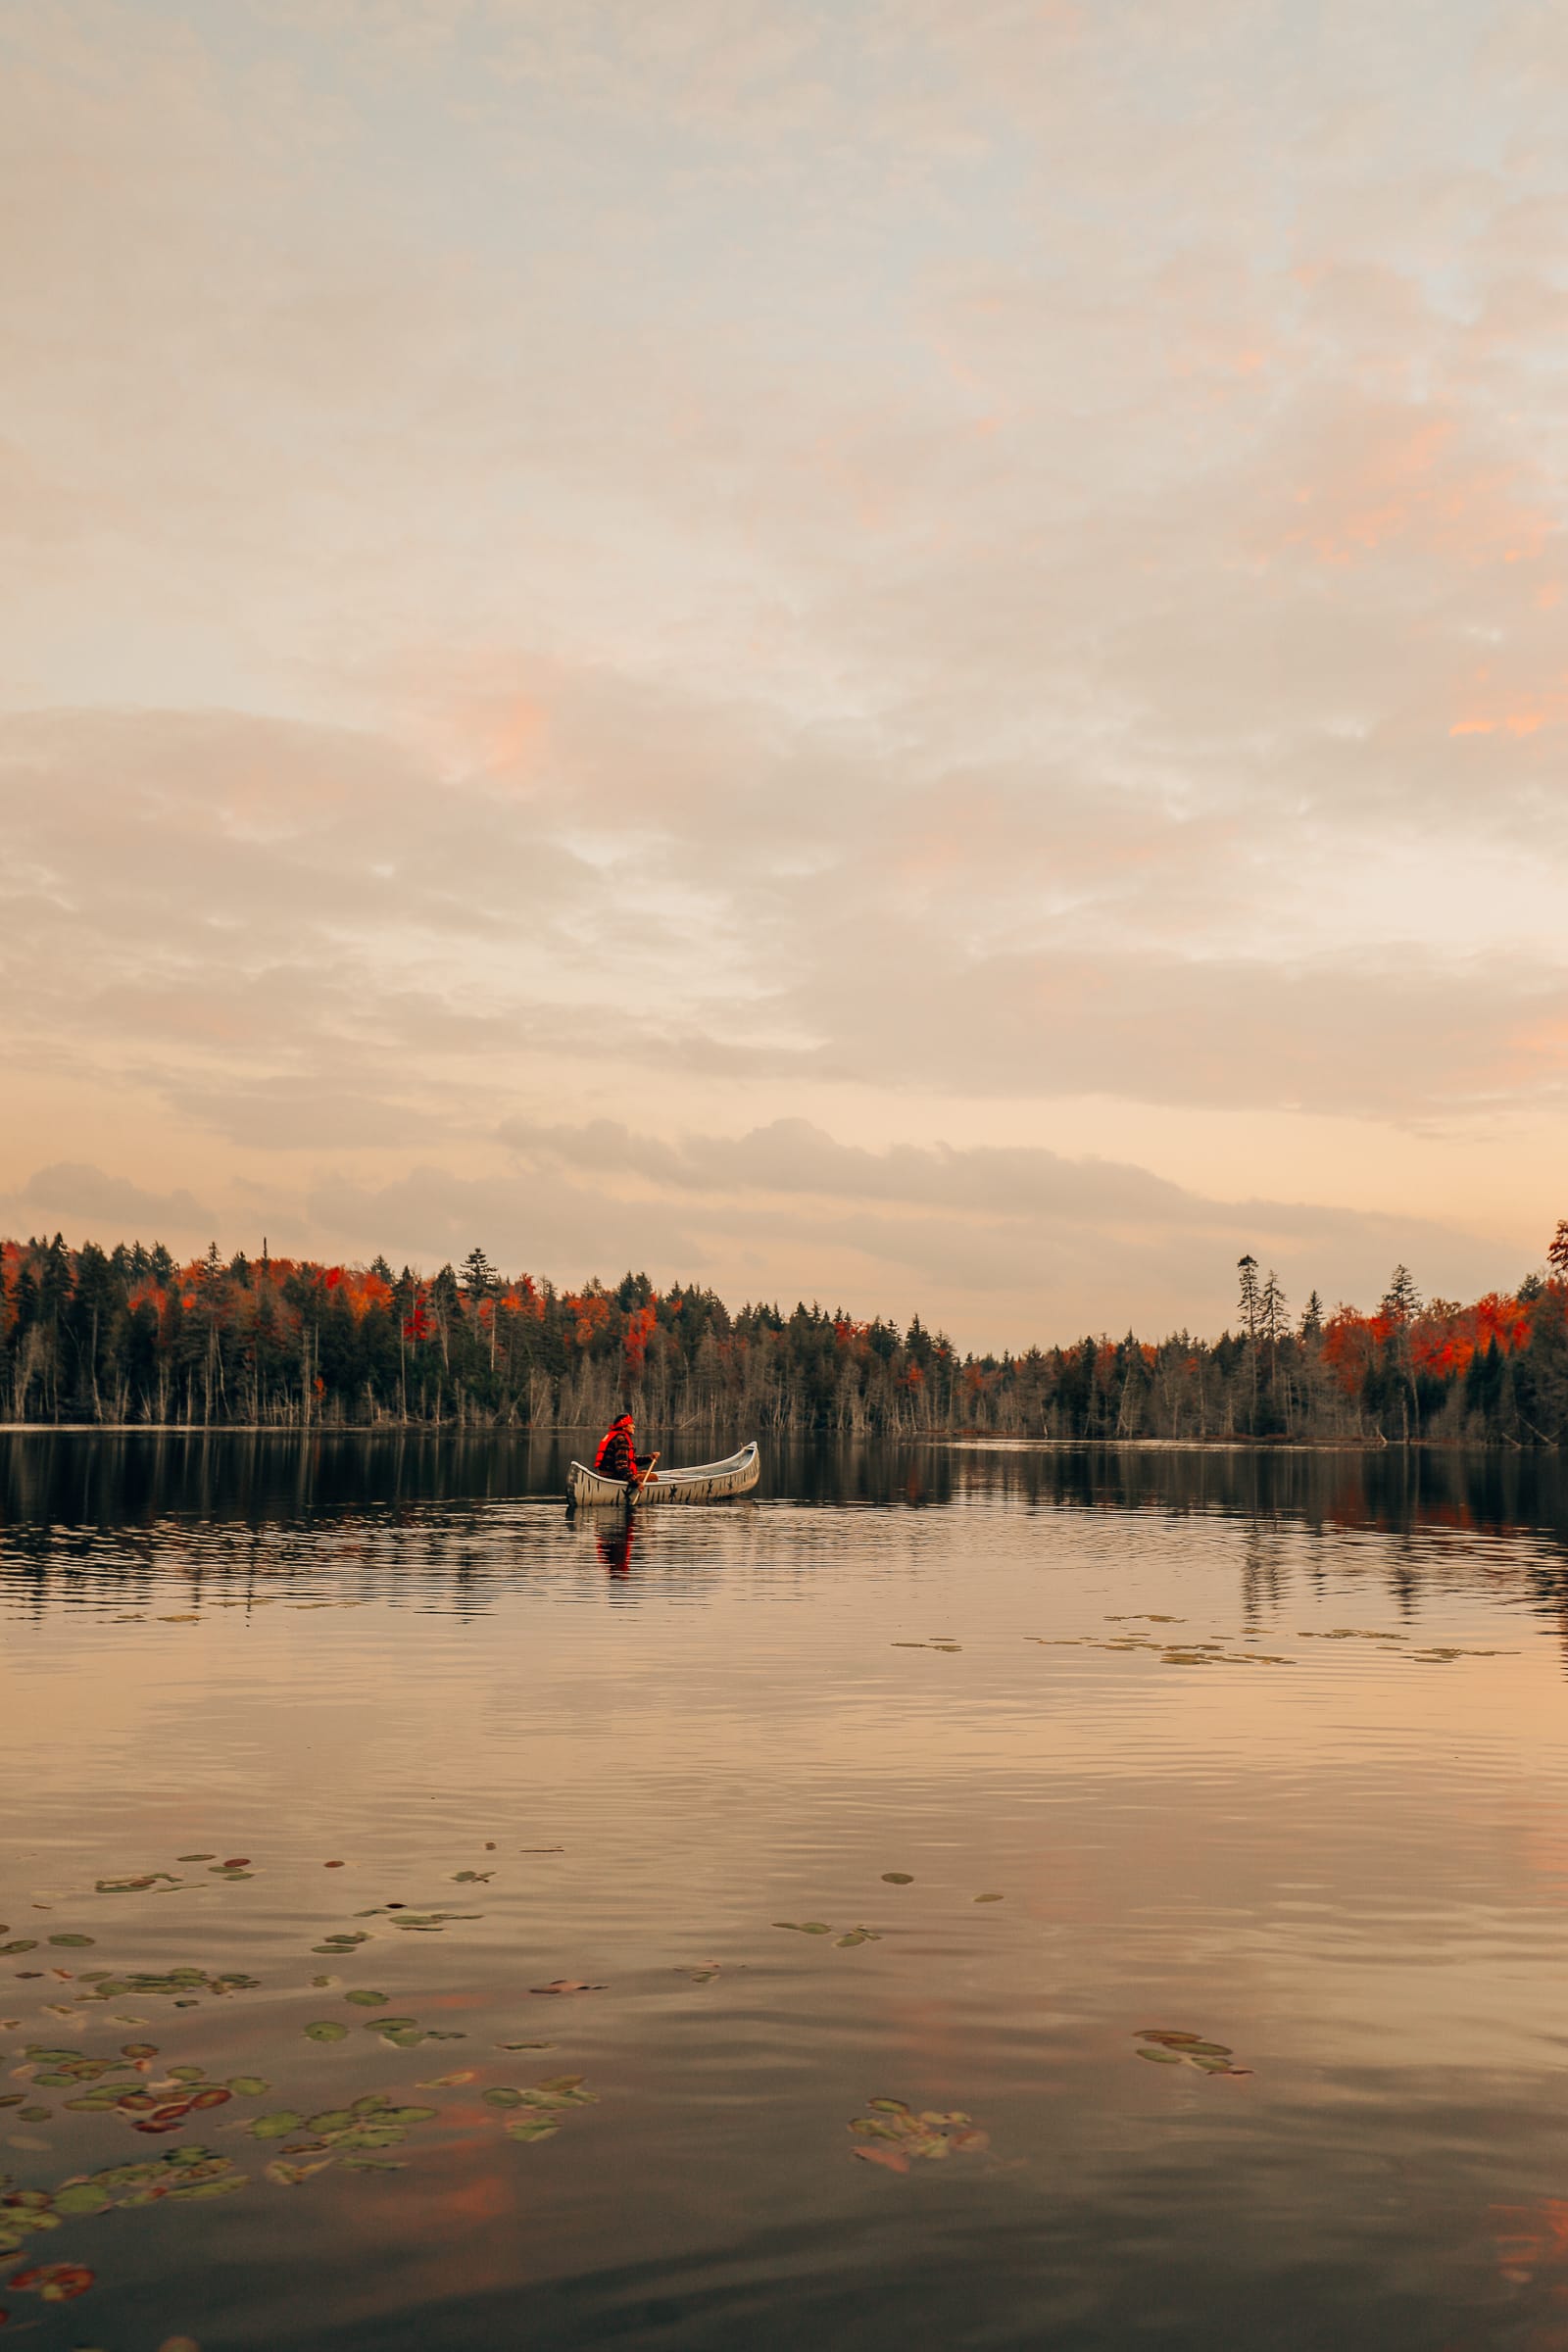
[{"x1": 461, "y1": 1247, "x2": 496, "y2": 1307}]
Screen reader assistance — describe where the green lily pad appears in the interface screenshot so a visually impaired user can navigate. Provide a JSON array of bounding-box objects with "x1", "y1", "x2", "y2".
[
  {"x1": 1136, "y1": 2046, "x2": 1184, "y2": 2063},
  {"x1": 343, "y1": 1990, "x2": 388, "y2": 2007},
  {"x1": 250, "y1": 2111, "x2": 306, "y2": 2138},
  {"x1": 505, "y1": 2117, "x2": 560, "y2": 2142},
  {"x1": 227, "y1": 2076, "x2": 270, "y2": 2094},
  {"x1": 483, "y1": 2086, "x2": 526, "y2": 2107},
  {"x1": 303, "y1": 2020, "x2": 349, "y2": 2043},
  {"x1": 974, "y1": 1893, "x2": 1004, "y2": 1903},
  {"x1": 1, "y1": 1940, "x2": 39, "y2": 1954},
  {"x1": 880, "y1": 1873, "x2": 914, "y2": 1886}
]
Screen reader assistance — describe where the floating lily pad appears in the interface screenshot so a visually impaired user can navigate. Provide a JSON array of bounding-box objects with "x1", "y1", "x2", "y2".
[
  {"x1": 226, "y1": 2077, "x2": 270, "y2": 2095},
  {"x1": 250, "y1": 2112, "x2": 305, "y2": 2138},
  {"x1": 772, "y1": 1923, "x2": 832, "y2": 1936},
  {"x1": 528, "y1": 1979, "x2": 606, "y2": 1993},
  {"x1": 7, "y1": 2261, "x2": 95, "y2": 2300},
  {"x1": 483, "y1": 2086, "x2": 527, "y2": 2107},
  {"x1": 880, "y1": 1873, "x2": 913, "y2": 1886},
  {"x1": 849, "y1": 2095, "x2": 989, "y2": 2169},
  {"x1": 505, "y1": 2116, "x2": 559, "y2": 2142},
  {"x1": 303, "y1": 2021, "x2": 349, "y2": 2043},
  {"x1": 974, "y1": 1893, "x2": 1004, "y2": 1903},
  {"x1": 343, "y1": 1990, "x2": 388, "y2": 2007},
  {"x1": 1134, "y1": 2027, "x2": 1250, "y2": 2077}
]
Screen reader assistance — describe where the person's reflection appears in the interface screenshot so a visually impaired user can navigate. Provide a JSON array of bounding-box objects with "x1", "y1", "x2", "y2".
[{"x1": 597, "y1": 1520, "x2": 636, "y2": 1578}]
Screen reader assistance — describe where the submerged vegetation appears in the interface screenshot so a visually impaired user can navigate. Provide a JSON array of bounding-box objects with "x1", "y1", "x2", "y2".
[{"x1": 2, "y1": 1228, "x2": 1567, "y2": 1445}]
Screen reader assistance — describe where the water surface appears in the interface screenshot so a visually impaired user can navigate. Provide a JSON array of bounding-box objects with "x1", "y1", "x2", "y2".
[{"x1": 5, "y1": 1435, "x2": 1568, "y2": 2350}]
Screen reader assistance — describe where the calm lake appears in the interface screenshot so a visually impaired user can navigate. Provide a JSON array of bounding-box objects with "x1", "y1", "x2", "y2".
[{"x1": 5, "y1": 1434, "x2": 1568, "y2": 2351}]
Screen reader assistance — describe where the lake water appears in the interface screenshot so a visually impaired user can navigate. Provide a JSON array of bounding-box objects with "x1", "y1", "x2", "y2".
[{"x1": 5, "y1": 1434, "x2": 1568, "y2": 2352}]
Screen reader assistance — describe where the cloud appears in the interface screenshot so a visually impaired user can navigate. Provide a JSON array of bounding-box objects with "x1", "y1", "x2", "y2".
[
  {"x1": 298, "y1": 1114, "x2": 1509, "y2": 1347},
  {"x1": 9, "y1": 1162, "x2": 218, "y2": 1239},
  {"x1": 2, "y1": 0, "x2": 1566, "y2": 1334}
]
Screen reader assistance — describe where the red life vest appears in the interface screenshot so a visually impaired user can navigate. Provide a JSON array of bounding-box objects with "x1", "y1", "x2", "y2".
[{"x1": 594, "y1": 1421, "x2": 635, "y2": 1477}]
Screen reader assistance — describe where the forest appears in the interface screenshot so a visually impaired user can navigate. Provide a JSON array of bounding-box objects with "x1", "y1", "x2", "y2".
[{"x1": 2, "y1": 1228, "x2": 1567, "y2": 1446}]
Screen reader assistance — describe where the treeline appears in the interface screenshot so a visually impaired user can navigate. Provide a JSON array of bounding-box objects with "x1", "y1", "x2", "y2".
[{"x1": 2, "y1": 1230, "x2": 1567, "y2": 1445}]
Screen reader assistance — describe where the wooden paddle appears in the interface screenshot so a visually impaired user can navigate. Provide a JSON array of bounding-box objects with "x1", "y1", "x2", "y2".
[{"x1": 631, "y1": 1451, "x2": 661, "y2": 1492}]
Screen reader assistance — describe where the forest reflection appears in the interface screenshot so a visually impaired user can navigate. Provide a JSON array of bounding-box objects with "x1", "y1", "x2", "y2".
[
  {"x1": 6, "y1": 1435, "x2": 1568, "y2": 1661},
  {"x1": 4, "y1": 1427, "x2": 1568, "y2": 1537}
]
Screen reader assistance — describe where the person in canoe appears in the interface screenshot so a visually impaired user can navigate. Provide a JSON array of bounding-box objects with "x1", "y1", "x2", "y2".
[{"x1": 593, "y1": 1412, "x2": 659, "y2": 1490}]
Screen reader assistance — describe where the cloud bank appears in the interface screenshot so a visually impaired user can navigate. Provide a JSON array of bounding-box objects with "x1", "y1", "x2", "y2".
[{"x1": 2, "y1": 0, "x2": 1565, "y2": 1341}]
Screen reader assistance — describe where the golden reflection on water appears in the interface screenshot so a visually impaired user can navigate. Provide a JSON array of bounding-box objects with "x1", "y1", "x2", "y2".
[{"x1": 5, "y1": 1439, "x2": 1568, "y2": 2349}]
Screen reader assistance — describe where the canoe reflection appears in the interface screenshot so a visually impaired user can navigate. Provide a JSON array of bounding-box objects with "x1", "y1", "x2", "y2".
[{"x1": 597, "y1": 1519, "x2": 636, "y2": 1577}]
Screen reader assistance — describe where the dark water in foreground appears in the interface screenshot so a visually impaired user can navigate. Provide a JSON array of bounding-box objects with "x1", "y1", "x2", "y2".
[{"x1": 6, "y1": 1434, "x2": 1568, "y2": 2352}]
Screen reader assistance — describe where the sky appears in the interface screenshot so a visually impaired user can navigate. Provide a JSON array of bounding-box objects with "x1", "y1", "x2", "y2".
[{"x1": 3, "y1": 0, "x2": 1566, "y2": 1350}]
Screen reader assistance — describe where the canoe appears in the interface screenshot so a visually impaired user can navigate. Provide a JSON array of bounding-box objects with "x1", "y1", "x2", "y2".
[{"x1": 566, "y1": 1441, "x2": 760, "y2": 1511}]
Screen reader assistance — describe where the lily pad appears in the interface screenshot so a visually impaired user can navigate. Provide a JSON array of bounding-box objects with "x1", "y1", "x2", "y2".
[
  {"x1": 303, "y1": 2021, "x2": 349, "y2": 2043},
  {"x1": 483, "y1": 2086, "x2": 527, "y2": 2107},
  {"x1": 343, "y1": 1990, "x2": 388, "y2": 2007},
  {"x1": 880, "y1": 1873, "x2": 913, "y2": 1886},
  {"x1": 974, "y1": 1893, "x2": 1004, "y2": 1903},
  {"x1": 528, "y1": 1979, "x2": 606, "y2": 1993},
  {"x1": 7, "y1": 2261, "x2": 95, "y2": 2301},
  {"x1": 848, "y1": 2094, "x2": 989, "y2": 2169},
  {"x1": 250, "y1": 2107, "x2": 305, "y2": 2144}
]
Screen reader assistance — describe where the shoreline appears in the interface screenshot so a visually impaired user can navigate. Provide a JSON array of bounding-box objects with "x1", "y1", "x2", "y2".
[{"x1": 0, "y1": 1423, "x2": 1544, "y2": 1454}]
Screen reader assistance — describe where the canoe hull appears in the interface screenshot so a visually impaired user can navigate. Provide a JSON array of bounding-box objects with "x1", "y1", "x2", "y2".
[{"x1": 566, "y1": 1441, "x2": 760, "y2": 1511}]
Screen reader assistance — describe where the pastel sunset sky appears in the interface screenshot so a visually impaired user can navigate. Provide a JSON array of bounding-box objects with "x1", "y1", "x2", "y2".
[{"x1": 4, "y1": 0, "x2": 1566, "y2": 1348}]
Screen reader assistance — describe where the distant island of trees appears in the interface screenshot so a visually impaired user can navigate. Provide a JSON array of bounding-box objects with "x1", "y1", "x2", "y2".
[{"x1": 2, "y1": 1227, "x2": 1567, "y2": 1446}]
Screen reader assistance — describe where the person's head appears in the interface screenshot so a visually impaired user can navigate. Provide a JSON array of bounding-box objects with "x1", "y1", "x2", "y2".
[{"x1": 614, "y1": 1411, "x2": 633, "y2": 1430}]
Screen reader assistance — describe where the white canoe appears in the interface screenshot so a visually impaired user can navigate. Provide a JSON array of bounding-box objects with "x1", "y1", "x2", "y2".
[{"x1": 566, "y1": 1441, "x2": 760, "y2": 1511}]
